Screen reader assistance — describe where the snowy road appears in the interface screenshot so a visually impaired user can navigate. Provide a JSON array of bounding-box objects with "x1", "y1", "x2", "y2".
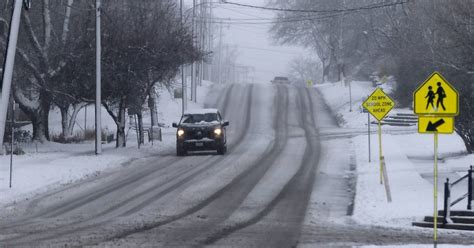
[{"x1": 0, "y1": 84, "x2": 472, "y2": 247}]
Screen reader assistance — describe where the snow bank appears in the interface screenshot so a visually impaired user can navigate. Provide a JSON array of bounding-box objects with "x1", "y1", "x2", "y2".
[{"x1": 352, "y1": 134, "x2": 434, "y2": 227}]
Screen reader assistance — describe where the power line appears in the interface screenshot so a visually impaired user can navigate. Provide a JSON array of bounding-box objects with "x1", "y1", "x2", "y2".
[
  {"x1": 197, "y1": 11, "x2": 351, "y2": 25},
  {"x1": 221, "y1": 0, "x2": 409, "y2": 14},
  {"x1": 198, "y1": 1, "x2": 410, "y2": 26},
  {"x1": 229, "y1": 44, "x2": 299, "y2": 55},
  {"x1": 218, "y1": 6, "x2": 273, "y2": 19},
  {"x1": 197, "y1": 13, "x2": 339, "y2": 22}
]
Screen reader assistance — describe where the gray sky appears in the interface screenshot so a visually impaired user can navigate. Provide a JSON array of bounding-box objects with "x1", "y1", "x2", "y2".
[{"x1": 210, "y1": 0, "x2": 308, "y2": 83}]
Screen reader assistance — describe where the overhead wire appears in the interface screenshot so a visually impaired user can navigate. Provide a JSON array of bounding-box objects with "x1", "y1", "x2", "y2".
[
  {"x1": 195, "y1": 1, "x2": 409, "y2": 26},
  {"x1": 220, "y1": 0, "x2": 409, "y2": 14},
  {"x1": 195, "y1": 11, "x2": 353, "y2": 25},
  {"x1": 218, "y1": 5, "x2": 273, "y2": 19},
  {"x1": 228, "y1": 44, "x2": 300, "y2": 55}
]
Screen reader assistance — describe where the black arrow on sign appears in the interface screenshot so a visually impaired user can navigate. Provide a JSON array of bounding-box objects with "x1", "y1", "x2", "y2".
[{"x1": 426, "y1": 119, "x2": 445, "y2": 132}]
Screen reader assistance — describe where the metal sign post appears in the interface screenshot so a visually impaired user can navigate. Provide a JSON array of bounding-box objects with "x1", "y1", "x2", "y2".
[
  {"x1": 368, "y1": 112, "x2": 371, "y2": 162},
  {"x1": 362, "y1": 88, "x2": 395, "y2": 190},
  {"x1": 413, "y1": 72, "x2": 459, "y2": 246},
  {"x1": 9, "y1": 99, "x2": 15, "y2": 188},
  {"x1": 378, "y1": 120, "x2": 383, "y2": 184},
  {"x1": 433, "y1": 133, "x2": 439, "y2": 245}
]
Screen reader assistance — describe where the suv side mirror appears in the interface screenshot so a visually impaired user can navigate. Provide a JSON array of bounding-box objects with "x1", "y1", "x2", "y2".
[
  {"x1": 222, "y1": 120, "x2": 230, "y2": 127},
  {"x1": 172, "y1": 123, "x2": 178, "y2": 128}
]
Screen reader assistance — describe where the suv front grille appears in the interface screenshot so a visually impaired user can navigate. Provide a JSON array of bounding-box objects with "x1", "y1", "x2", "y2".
[{"x1": 186, "y1": 129, "x2": 212, "y2": 140}]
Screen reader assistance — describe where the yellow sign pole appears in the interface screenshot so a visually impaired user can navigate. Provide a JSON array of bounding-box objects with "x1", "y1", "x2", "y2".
[
  {"x1": 378, "y1": 120, "x2": 383, "y2": 184},
  {"x1": 434, "y1": 132, "x2": 439, "y2": 245}
]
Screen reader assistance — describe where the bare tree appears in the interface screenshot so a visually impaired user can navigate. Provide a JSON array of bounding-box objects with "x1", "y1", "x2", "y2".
[
  {"x1": 101, "y1": 0, "x2": 202, "y2": 147},
  {"x1": 0, "y1": 0, "x2": 92, "y2": 141},
  {"x1": 287, "y1": 56, "x2": 321, "y2": 85},
  {"x1": 268, "y1": 0, "x2": 474, "y2": 152}
]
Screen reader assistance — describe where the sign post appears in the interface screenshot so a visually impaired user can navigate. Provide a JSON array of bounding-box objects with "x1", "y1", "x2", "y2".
[
  {"x1": 368, "y1": 111, "x2": 371, "y2": 162},
  {"x1": 413, "y1": 71, "x2": 459, "y2": 246},
  {"x1": 362, "y1": 88, "x2": 394, "y2": 198},
  {"x1": 10, "y1": 99, "x2": 15, "y2": 188}
]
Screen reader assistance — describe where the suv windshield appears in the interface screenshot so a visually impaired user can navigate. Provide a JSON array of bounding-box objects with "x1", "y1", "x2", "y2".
[{"x1": 182, "y1": 113, "x2": 218, "y2": 124}]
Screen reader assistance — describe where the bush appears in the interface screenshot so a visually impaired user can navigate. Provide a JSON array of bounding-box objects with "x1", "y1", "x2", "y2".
[
  {"x1": 3, "y1": 127, "x2": 32, "y2": 144},
  {"x1": 51, "y1": 132, "x2": 84, "y2": 143},
  {"x1": 83, "y1": 129, "x2": 96, "y2": 140},
  {"x1": 51, "y1": 129, "x2": 113, "y2": 144},
  {"x1": 3, "y1": 143, "x2": 25, "y2": 155}
]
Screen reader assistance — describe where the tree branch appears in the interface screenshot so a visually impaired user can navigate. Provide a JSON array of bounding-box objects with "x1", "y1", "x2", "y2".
[
  {"x1": 43, "y1": 0, "x2": 52, "y2": 52},
  {"x1": 61, "y1": 0, "x2": 74, "y2": 45}
]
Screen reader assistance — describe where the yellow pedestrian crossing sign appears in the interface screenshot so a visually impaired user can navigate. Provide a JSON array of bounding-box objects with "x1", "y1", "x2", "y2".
[
  {"x1": 363, "y1": 88, "x2": 395, "y2": 121},
  {"x1": 413, "y1": 72, "x2": 459, "y2": 243},
  {"x1": 418, "y1": 116, "x2": 454, "y2": 134},
  {"x1": 414, "y1": 72, "x2": 459, "y2": 116}
]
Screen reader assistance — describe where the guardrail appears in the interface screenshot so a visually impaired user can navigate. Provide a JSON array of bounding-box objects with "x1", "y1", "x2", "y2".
[{"x1": 443, "y1": 166, "x2": 473, "y2": 224}]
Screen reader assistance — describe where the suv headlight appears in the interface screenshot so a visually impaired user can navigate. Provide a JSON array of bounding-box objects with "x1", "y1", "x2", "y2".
[
  {"x1": 214, "y1": 128, "x2": 222, "y2": 136},
  {"x1": 177, "y1": 129, "x2": 185, "y2": 137}
]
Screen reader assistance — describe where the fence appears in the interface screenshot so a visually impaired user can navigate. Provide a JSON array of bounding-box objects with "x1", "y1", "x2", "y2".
[{"x1": 443, "y1": 165, "x2": 473, "y2": 224}]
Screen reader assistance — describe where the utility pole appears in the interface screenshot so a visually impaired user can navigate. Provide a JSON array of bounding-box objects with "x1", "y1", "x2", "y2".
[
  {"x1": 95, "y1": 0, "x2": 102, "y2": 154},
  {"x1": 180, "y1": 0, "x2": 187, "y2": 115},
  {"x1": 232, "y1": 63, "x2": 236, "y2": 84},
  {"x1": 199, "y1": 0, "x2": 205, "y2": 82},
  {"x1": 191, "y1": 0, "x2": 196, "y2": 102},
  {"x1": 201, "y1": 0, "x2": 209, "y2": 81},
  {"x1": 0, "y1": 0, "x2": 24, "y2": 150},
  {"x1": 217, "y1": 20, "x2": 223, "y2": 84},
  {"x1": 199, "y1": 0, "x2": 205, "y2": 88},
  {"x1": 208, "y1": 0, "x2": 213, "y2": 82}
]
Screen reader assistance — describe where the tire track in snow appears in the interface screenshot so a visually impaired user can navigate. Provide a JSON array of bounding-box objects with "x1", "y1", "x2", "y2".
[
  {"x1": 113, "y1": 83, "x2": 290, "y2": 247},
  {"x1": 201, "y1": 86, "x2": 320, "y2": 247}
]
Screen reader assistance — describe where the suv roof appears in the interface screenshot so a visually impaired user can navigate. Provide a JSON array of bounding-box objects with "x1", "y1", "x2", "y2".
[
  {"x1": 183, "y1": 108, "x2": 219, "y2": 115},
  {"x1": 274, "y1": 76, "x2": 288, "y2": 80}
]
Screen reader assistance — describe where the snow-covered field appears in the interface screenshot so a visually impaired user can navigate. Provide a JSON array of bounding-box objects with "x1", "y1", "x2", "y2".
[
  {"x1": 0, "y1": 81, "x2": 213, "y2": 207},
  {"x1": 315, "y1": 81, "x2": 474, "y2": 229}
]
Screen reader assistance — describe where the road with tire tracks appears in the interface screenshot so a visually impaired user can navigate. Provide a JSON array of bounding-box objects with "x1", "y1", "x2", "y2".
[{"x1": 0, "y1": 83, "x2": 473, "y2": 247}]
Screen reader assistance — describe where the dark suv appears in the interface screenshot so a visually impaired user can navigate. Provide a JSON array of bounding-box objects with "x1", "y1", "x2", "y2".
[
  {"x1": 172, "y1": 109, "x2": 229, "y2": 156},
  {"x1": 271, "y1": 76, "x2": 290, "y2": 84}
]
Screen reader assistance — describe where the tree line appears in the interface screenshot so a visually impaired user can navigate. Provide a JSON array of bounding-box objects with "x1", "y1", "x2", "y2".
[
  {"x1": 270, "y1": 0, "x2": 474, "y2": 153},
  {"x1": 1, "y1": 0, "x2": 203, "y2": 147}
]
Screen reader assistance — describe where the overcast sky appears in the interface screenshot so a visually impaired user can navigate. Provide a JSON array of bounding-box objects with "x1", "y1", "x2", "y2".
[
  {"x1": 214, "y1": 0, "x2": 308, "y2": 83},
  {"x1": 191, "y1": 0, "x2": 309, "y2": 83}
]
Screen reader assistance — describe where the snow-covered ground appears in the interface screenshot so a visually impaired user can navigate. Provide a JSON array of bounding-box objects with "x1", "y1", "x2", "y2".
[
  {"x1": 0, "y1": 80, "x2": 214, "y2": 207},
  {"x1": 315, "y1": 81, "x2": 474, "y2": 230},
  {"x1": 315, "y1": 80, "x2": 413, "y2": 128}
]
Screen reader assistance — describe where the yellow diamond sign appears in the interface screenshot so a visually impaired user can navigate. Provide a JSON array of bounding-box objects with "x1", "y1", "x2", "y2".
[
  {"x1": 418, "y1": 116, "x2": 454, "y2": 134},
  {"x1": 363, "y1": 88, "x2": 395, "y2": 121},
  {"x1": 414, "y1": 72, "x2": 459, "y2": 116}
]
